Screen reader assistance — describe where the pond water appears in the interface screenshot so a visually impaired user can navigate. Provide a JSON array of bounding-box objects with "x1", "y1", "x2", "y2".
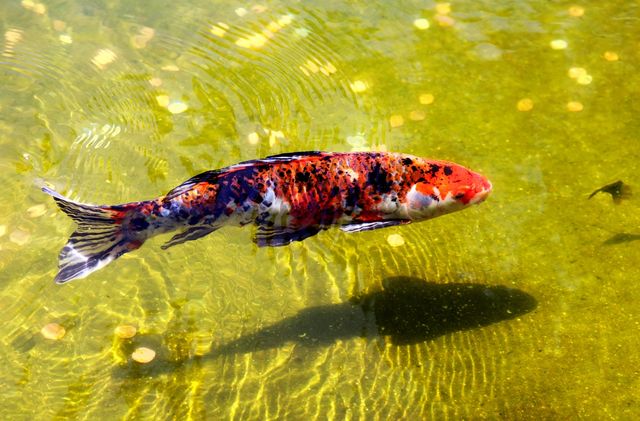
[{"x1": 1, "y1": 0, "x2": 639, "y2": 419}]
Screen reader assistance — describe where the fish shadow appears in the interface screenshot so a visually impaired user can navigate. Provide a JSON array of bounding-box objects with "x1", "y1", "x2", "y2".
[
  {"x1": 210, "y1": 276, "x2": 537, "y2": 356},
  {"x1": 603, "y1": 233, "x2": 640, "y2": 245},
  {"x1": 112, "y1": 277, "x2": 536, "y2": 379}
]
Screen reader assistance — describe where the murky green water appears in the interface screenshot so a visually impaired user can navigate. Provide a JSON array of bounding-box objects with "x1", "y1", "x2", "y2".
[{"x1": 1, "y1": 0, "x2": 639, "y2": 419}]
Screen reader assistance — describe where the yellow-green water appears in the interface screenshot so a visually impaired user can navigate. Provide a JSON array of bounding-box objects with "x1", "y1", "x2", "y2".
[{"x1": 1, "y1": 0, "x2": 639, "y2": 419}]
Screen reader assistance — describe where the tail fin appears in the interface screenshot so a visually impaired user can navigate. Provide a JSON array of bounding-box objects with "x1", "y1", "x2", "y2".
[{"x1": 42, "y1": 187, "x2": 144, "y2": 284}]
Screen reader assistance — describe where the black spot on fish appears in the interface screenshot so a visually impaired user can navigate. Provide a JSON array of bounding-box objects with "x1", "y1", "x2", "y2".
[
  {"x1": 247, "y1": 188, "x2": 263, "y2": 204},
  {"x1": 428, "y1": 164, "x2": 440, "y2": 176},
  {"x1": 346, "y1": 185, "x2": 360, "y2": 209},
  {"x1": 296, "y1": 172, "x2": 310, "y2": 183},
  {"x1": 130, "y1": 217, "x2": 149, "y2": 231},
  {"x1": 402, "y1": 157, "x2": 413, "y2": 166},
  {"x1": 444, "y1": 166, "x2": 453, "y2": 176},
  {"x1": 330, "y1": 186, "x2": 340, "y2": 198},
  {"x1": 367, "y1": 163, "x2": 392, "y2": 193}
]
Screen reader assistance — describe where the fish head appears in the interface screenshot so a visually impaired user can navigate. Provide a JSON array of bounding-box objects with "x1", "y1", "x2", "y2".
[{"x1": 406, "y1": 161, "x2": 492, "y2": 219}]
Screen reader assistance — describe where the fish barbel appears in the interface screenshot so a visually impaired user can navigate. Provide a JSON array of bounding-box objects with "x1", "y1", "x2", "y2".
[{"x1": 43, "y1": 151, "x2": 491, "y2": 283}]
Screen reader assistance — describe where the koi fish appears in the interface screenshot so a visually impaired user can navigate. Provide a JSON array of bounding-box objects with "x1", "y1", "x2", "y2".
[{"x1": 43, "y1": 151, "x2": 491, "y2": 284}]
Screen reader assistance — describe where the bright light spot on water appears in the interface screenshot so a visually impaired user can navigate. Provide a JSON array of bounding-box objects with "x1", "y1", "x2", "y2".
[
  {"x1": 210, "y1": 24, "x2": 226, "y2": 37},
  {"x1": 414, "y1": 18, "x2": 430, "y2": 30},
  {"x1": 350, "y1": 80, "x2": 368, "y2": 93},
  {"x1": 162, "y1": 64, "x2": 180, "y2": 72},
  {"x1": 168, "y1": 101, "x2": 188, "y2": 114},
  {"x1": 550, "y1": 39, "x2": 568, "y2": 50},
  {"x1": 248, "y1": 132, "x2": 260, "y2": 145},
  {"x1": 156, "y1": 95, "x2": 169, "y2": 107},
  {"x1": 59, "y1": 34, "x2": 72, "y2": 44},
  {"x1": 576, "y1": 74, "x2": 592, "y2": 85},
  {"x1": 568, "y1": 67, "x2": 587, "y2": 79},
  {"x1": 567, "y1": 101, "x2": 584, "y2": 112}
]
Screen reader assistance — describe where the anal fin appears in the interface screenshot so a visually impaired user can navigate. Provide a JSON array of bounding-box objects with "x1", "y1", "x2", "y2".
[
  {"x1": 161, "y1": 225, "x2": 218, "y2": 250},
  {"x1": 339, "y1": 219, "x2": 410, "y2": 233},
  {"x1": 254, "y1": 225, "x2": 324, "y2": 247}
]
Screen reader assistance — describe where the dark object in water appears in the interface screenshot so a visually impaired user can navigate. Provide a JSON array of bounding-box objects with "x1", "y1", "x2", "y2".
[
  {"x1": 603, "y1": 233, "x2": 640, "y2": 246},
  {"x1": 588, "y1": 180, "x2": 632, "y2": 204},
  {"x1": 209, "y1": 277, "x2": 537, "y2": 355}
]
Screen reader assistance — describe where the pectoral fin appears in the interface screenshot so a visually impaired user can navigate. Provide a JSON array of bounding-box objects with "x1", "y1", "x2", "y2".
[
  {"x1": 161, "y1": 226, "x2": 218, "y2": 250},
  {"x1": 254, "y1": 225, "x2": 324, "y2": 247},
  {"x1": 339, "y1": 219, "x2": 410, "y2": 233}
]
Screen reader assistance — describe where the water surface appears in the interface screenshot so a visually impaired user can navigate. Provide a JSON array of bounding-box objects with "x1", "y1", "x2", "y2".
[{"x1": 1, "y1": 0, "x2": 639, "y2": 419}]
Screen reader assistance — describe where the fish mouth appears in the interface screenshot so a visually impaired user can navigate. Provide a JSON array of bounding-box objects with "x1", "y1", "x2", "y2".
[{"x1": 470, "y1": 180, "x2": 492, "y2": 204}]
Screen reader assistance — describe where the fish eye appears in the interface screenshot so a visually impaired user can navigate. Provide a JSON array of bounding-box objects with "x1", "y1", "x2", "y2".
[{"x1": 454, "y1": 193, "x2": 465, "y2": 200}]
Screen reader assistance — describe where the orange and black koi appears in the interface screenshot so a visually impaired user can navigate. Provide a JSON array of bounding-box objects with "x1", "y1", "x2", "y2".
[{"x1": 43, "y1": 151, "x2": 492, "y2": 284}]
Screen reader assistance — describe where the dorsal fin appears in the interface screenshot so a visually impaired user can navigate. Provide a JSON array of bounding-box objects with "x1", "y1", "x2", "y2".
[
  {"x1": 263, "y1": 151, "x2": 325, "y2": 160},
  {"x1": 165, "y1": 152, "x2": 328, "y2": 199},
  {"x1": 165, "y1": 170, "x2": 220, "y2": 199},
  {"x1": 229, "y1": 151, "x2": 328, "y2": 169}
]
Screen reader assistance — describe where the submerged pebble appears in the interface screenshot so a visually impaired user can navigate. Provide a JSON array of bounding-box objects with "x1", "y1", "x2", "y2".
[
  {"x1": 472, "y1": 43, "x2": 503, "y2": 61},
  {"x1": 419, "y1": 93, "x2": 435, "y2": 105},
  {"x1": 389, "y1": 115, "x2": 404, "y2": 128},
  {"x1": 41, "y1": 323, "x2": 65, "y2": 340},
  {"x1": 91, "y1": 48, "x2": 117, "y2": 69},
  {"x1": 409, "y1": 110, "x2": 426, "y2": 121},
  {"x1": 387, "y1": 234, "x2": 405, "y2": 247},
  {"x1": 27, "y1": 204, "x2": 46, "y2": 218},
  {"x1": 132, "y1": 347, "x2": 156, "y2": 363},
  {"x1": 434, "y1": 14, "x2": 455, "y2": 27},
  {"x1": 52, "y1": 20, "x2": 66, "y2": 31},
  {"x1": 517, "y1": 98, "x2": 534, "y2": 112},
  {"x1": 568, "y1": 5, "x2": 585, "y2": 17},
  {"x1": 435, "y1": 2, "x2": 452, "y2": 15},
  {"x1": 132, "y1": 26, "x2": 155, "y2": 49},
  {"x1": 114, "y1": 325, "x2": 137, "y2": 339},
  {"x1": 9, "y1": 229, "x2": 30, "y2": 246},
  {"x1": 603, "y1": 51, "x2": 619, "y2": 61}
]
